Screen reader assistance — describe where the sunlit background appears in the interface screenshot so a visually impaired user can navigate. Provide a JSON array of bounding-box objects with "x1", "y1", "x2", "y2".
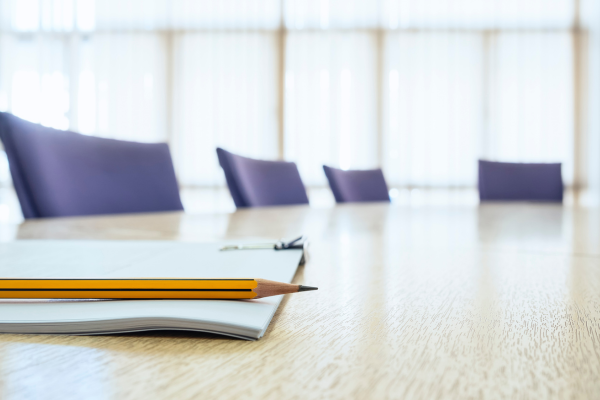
[{"x1": 0, "y1": 0, "x2": 599, "y2": 216}]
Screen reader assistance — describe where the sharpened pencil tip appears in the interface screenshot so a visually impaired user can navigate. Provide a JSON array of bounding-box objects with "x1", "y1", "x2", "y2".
[{"x1": 298, "y1": 285, "x2": 318, "y2": 292}]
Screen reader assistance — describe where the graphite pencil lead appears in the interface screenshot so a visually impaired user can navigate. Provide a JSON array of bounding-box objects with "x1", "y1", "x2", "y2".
[{"x1": 298, "y1": 285, "x2": 318, "y2": 292}]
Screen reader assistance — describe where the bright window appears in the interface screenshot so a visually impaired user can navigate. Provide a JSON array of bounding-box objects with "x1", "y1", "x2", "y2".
[{"x1": 0, "y1": 0, "x2": 596, "y2": 189}]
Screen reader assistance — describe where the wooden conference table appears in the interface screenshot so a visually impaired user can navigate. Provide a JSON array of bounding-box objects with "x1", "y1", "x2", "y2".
[{"x1": 1, "y1": 202, "x2": 600, "y2": 399}]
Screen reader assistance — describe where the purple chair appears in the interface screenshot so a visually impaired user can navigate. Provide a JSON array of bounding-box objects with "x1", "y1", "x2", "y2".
[
  {"x1": 323, "y1": 165, "x2": 390, "y2": 203},
  {"x1": 0, "y1": 112, "x2": 183, "y2": 218},
  {"x1": 216, "y1": 147, "x2": 309, "y2": 208},
  {"x1": 478, "y1": 160, "x2": 563, "y2": 202}
]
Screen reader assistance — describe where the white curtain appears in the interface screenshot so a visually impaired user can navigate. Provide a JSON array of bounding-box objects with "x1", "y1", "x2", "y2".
[
  {"x1": 0, "y1": 0, "x2": 597, "y2": 192},
  {"x1": 384, "y1": 33, "x2": 484, "y2": 187},
  {"x1": 172, "y1": 33, "x2": 278, "y2": 186},
  {"x1": 77, "y1": 34, "x2": 168, "y2": 142},
  {"x1": 0, "y1": 34, "x2": 69, "y2": 130},
  {"x1": 487, "y1": 33, "x2": 574, "y2": 183},
  {"x1": 285, "y1": 32, "x2": 378, "y2": 185}
]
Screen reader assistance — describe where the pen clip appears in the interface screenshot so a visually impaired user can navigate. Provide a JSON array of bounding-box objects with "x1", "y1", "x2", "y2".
[
  {"x1": 274, "y1": 235, "x2": 304, "y2": 250},
  {"x1": 219, "y1": 235, "x2": 306, "y2": 251},
  {"x1": 219, "y1": 243, "x2": 276, "y2": 251}
]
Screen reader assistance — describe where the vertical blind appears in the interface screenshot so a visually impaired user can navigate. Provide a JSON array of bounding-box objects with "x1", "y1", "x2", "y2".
[{"x1": 0, "y1": 0, "x2": 598, "y2": 189}]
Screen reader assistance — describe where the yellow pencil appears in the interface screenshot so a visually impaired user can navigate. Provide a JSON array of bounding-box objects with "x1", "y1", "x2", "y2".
[{"x1": 0, "y1": 278, "x2": 318, "y2": 299}]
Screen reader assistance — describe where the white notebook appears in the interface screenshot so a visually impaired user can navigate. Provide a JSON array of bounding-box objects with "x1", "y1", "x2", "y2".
[{"x1": 0, "y1": 241, "x2": 305, "y2": 340}]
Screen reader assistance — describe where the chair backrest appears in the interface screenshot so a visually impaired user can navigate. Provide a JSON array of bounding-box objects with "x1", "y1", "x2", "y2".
[
  {"x1": 216, "y1": 147, "x2": 309, "y2": 208},
  {"x1": 478, "y1": 160, "x2": 563, "y2": 202},
  {"x1": 323, "y1": 165, "x2": 390, "y2": 203},
  {"x1": 0, "y1": 112, "x2": 184, "y2": 218}
]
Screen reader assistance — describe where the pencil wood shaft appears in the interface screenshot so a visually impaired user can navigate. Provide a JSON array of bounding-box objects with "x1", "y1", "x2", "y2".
[{"x1": 0, "y1": 278, "x2": 317, "y2": 299}]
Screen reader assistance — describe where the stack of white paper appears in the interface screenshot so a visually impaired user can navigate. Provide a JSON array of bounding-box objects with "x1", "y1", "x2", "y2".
[{"x1": 0, "y1": 241, "x2": 304, "y2": 340}]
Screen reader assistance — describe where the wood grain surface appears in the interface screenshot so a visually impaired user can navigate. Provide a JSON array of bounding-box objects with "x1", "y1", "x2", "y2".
[{"x1": 1, "y1": 203, "x2": 600, "y2": 399}]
